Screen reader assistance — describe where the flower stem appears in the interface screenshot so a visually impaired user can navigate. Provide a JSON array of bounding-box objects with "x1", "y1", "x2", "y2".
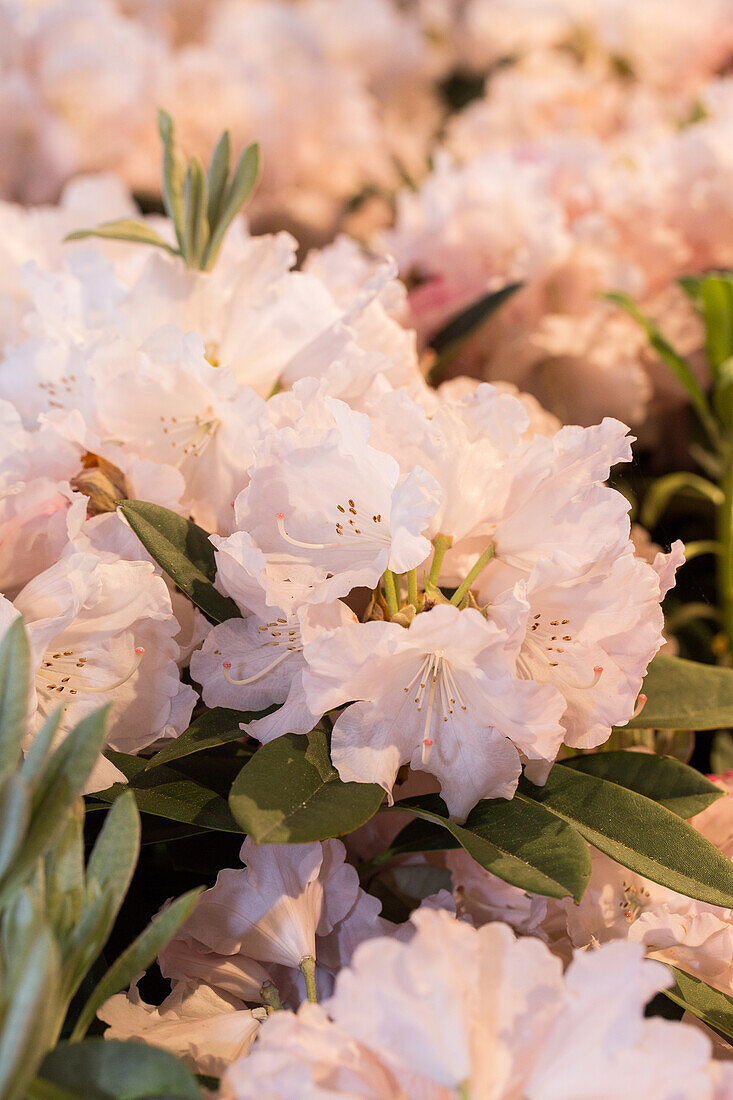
[
  {"x1": 450, "y1": 543, "x2": 496, "y2": 606},
  {"x1": 429, "y1": 533, "x2": 453, "y2": 587},
  {"x1": 382, "y1": 569, "x2": 400, "y2": 617},
  {"x1": 260, "y1": 980, "x2": 283, "y2": 1011},
  {"x1": 407, "y1": 568, "x2": 419, "y2": 609},
  {"x1": 299, "y1": 955, "x2": 318, "y2": 1003}
]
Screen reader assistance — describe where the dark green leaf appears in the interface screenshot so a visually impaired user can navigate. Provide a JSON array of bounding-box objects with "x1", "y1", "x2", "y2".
[
  {"x1": 561, "y1": 751, "x2": 722, "y2": 818},
  {"x1": 663, "y1": 967, "x2": 733, "y2": 1041},
  {"x1": 118, "y1": 502, "x2": 240, "y2": 624},
  {"x1": 628, "y1": 654, "x2": 733, "y2": 730},
  {"x1": 229, "y1": 728, "x2": 383, "y2": 843},
  {"x1": 428, "y1": 282, "x2": 523, "y2": 380},
  {"x1": 0, "y1": 617, "x2": 30, "y2": 780},
  {"x1": 64, "y1": 221, "x2": 179, "y2": 256},
  {"x1": 519, "y1": 763, "x2": 733, "y2": 906},
  {"x1": 145, "y1": 708, "x2": 253, "y2": 769},
  {"x1": 70, "y1": 888, "x2": 202, "y2": 1041},
  {"x1": 96, "y1": 752, "x2": 240, "y2": 833},
  {"x1": 391, "y1": 793, "x2": 591, "y2": 902},
  {"x1": 38, "y1": 1040, "x2": 202, "y2": 1100},
  {"x1": 182, "y1": 156, "x2": 208, "y2": 267}
]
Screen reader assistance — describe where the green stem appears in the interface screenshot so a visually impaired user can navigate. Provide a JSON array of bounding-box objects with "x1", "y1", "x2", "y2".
[
  {"x1": 407, "y1": 568, "x2": 419, "y2": 609},
  {"x1": 450, "y1": 543, "x2": 496, "y2": 606},
  {"x1": 683, "y1": 540, "x2": 723, "y2": 561},
  {"x1": 429, "y1": 534, "x2": 453, "y2": 587},
  {"x1": 718, "y1": 449, "x2": 733, "y2": 649},
  {"x1": 382, "y1": 570, "x2": 399, "y2": 617},
  {"x1": 299, "y1": 955, "x2": 318, "y2": 1003},
  {"x1": 260, "y1": 980, "x2": 283, "y2": 1011}
]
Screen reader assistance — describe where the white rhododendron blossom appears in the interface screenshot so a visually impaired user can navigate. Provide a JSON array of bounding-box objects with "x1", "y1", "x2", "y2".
[{"x1": 222, "y1": 909, "x2": 721, "y2": 1099}]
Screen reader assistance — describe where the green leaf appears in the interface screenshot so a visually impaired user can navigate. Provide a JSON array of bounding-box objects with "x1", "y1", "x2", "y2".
[
  {"x1": 0, "y1": 775, "x2": 29, "y2": 888},
  {"x1": 38, "y1": 1040, "x2": 202, "y2": 1100},
  {"x1": 70, "y1": 888, "x2": 202, "y2": 1041},
  {"x1": 21, "y1": 708, "x2": 63, "y2": 785},
  {"x1": 96, "y1": 752, "x2": 240, "y2": 833},
  {"x1": 711, "y1": 730, "x2": 733, "y2": 775},
  {"x1": 64, "y1": 220, "x2": 179, "y2": 256},
  {"x1": 518, "y1": 762, "x2": 733, "y2": 906},
  {"x1": 181, "y1": 156, "x2": 208, "y2": 267},
  {"x1": 699, "y1": 274, "x2": 733, "y2": 375},
  {"x1": 561, "y1": 751, "x2": 722, "y2": 818},
  {"x1": 605, "y1": 291, "x2": 714, "y2": 426},
  {"x1": 84, "y1": 791, "x2": 140, "y2": 943},
  {"x1": 391, "y1": 793, "x2": 592, "y2": 902},
  {"x1": 640, "y1": 471, "x2": 723, "y2": 528},
  {"x1": 628, "y1": 654, "x2": 733, "y2": 730},
  {"x1": 158, "y1": 109, "x2": 186, "y2": 254},
  {"x1": 206, "y1": 130, "x2": 231, "y2": 232},
  {"x1": 202, "y1": 142, "x2": 259, "y2": 270},
  {"x1": 229, "y1": 728, "x2": 384, "y2": 843},
  {"x1": 428, "y1": 282, "x2": 523, "y2": 381},
  {"x1": 2, "y1": 708, "x2": 109, "y2": 897},
  {"x1": 118, "y1": 501, "x2": 240, "y2": 624},
  {"x1": 145, "y1": 708, "x2": 253, "y2": 769},
  {"x1": 0, "y1": 617, "x2": 30, "y2": 780},
  {"x1": 662, "y1": 967, "x2": 733, "y2": 1041},
  {"x1": 0, "y1": 923, "x2": 60, "y2": 1100}
]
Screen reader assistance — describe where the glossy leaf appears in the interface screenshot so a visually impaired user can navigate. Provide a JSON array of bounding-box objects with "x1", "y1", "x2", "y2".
[
  {"x1": 229, "y1": 727, "x2": 384, "y2": 843},
  {"x1": 518, "y1": 763, "x2": 733, "y2": 906},
  {"x1": 96, "y1": 752, "x2": 240, "y2": 832},
  {"x1": 391, "y1": 793, "x2": 592, "y2": 902},
  {"x1": 70, "y1": 888, "x2": 202, "y2": 1041},
  {"x1": 627, "y1": 654, "x2": 733, "y2": 730},
  {"x1": 64, "y1": 220, "x2": 178, "y2": 256},
  {"x1": 118, "y1": 501, "x2": 240, "y2": 623},
  {"x1": 662, "y1": 966, "x2": 733, "y2": 1041},
  {"x1": 145, "y1": 707, "x2": 255, "y2": 769},
  {"x1": 561, "y1": 751, "x2": 722, "y2": 818},
  {"x1": 38, "y1": 1040, "x2": 202, "y2": 1100}
]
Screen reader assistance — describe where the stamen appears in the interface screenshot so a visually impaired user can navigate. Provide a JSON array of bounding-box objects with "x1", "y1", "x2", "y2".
[
  {"x1": 222, "y1": 648, "x2": 293, "y2": 685},
  {"x1": 632, "y1": 693, "x2": 648, "y2": 720},
  {"x1": 77, "y1": 646, "x2": 145, "y2": 693}
]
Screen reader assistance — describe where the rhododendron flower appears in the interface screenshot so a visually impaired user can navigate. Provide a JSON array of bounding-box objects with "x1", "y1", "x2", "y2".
[
  {"x1": 232, "y1": 395, "x2": 441, "y2": 605},
  {"x1": 303, "y1": 603, "x2": 566, "y2": 819},
  {"x1": 0, "y1": 550, "x2": 195, "y2": 789}
]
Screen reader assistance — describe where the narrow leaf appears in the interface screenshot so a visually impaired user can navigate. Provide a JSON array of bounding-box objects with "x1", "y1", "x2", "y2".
[
  {"x1": 700, "y1": 275, "x2": 733, "y2": 374},
  {"x1": 640, "y1": 471, "x2": 722, "y2": 528},
  {"x1": 0, "y1": 775, "x2": 28, "y2": 885},
  {"x1": 627, "y1": 654, "x2": 733, "y2": 730},
  {"x1": 96, "y1": 752, "x2": 240, "y2": 832},
  {"x1": 229, "y1": 728, "x2": 384, "y2": 843},
  {"x1": 203, "y1": 142, "x2": 259, "y2": 270},
  {"x1": 391, "y1": 793, "x2": 592, "y2": 902},
  {"x1": 84, "y1": 791, "x2": 140, "y2": 937},
  {"x1": 64, "y1": 221, "x2": 178, "y2": 256},
  {"x1": 206, "y1": 130, "x2": 231, "y2": 231},
  {"x1": 519, "y1": 763, "x2": 733, "y2": 906},
  {"x1": 182, "y1": 157, "x2": 208, "y2": 267},
  {"x1": 145, "y1": 707, "x2": 255, "y2": 769},
  {"x1": 158, "y1": 109, "x2": 186, "y2": 253},
  {"x1": 118, "y1": 501, "x2": 240, "y2": 623},
  {"x1": 428, "y1": 282, "x2": 523, "y2": 381},
  {"x1": 70, "y1": 888, "x2": 202, "y2": 1041},
  {"x1": 0, "y1": 617, "x2": 30, "y2": 780},
  {"x1": 0, "y1": 927, "x2": 60, "y2": 1100},
  {"x1": 39, "y1": 1040, "x2": 202, "y2": 1100},
  {"x1": 561, "y1": 751, "x2": 723, "y2": 818}
]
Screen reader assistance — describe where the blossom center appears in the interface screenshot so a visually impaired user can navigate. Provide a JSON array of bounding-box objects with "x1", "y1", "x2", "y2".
[
  {"x1": 275, "y1": 501, "x2": 390, "y2": 553},
  {"x1": 618, "y1": 879, "x2": 651, "y2": 923},
  {"x1": 222, "y1": 617, "x2": 302, "y2": 685},
  {"x1": 517, "y1": 611, "x2": 602, "y2": 690},
  {"x1": 36, "y1": 644, "x2": 145, "y2": 697},
  {"x1": 158, "y1": 410, "x2": 221, "y2": 458},
  {"x1": 403, "y1": 650, "x2": 467, "y2": 764}
]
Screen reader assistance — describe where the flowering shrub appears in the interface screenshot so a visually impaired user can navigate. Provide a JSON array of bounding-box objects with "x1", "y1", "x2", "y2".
[{"x1": 5, "y1": 6, "x2": 733, "y2": 1098}]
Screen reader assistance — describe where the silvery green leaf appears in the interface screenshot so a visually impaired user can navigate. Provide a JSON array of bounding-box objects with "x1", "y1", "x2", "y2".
[
  {"x1": 0, "y1": 774, "x2": 29, "y2": 886},
  {"x1": 21, "y1": 708, "x2": 63, "y2": 787},
  {"x1": 70, "y1": 887, "x2": 202, "y2": 1041},
  {"x1": 158, "y1": 109, "x2": 187, "y2": 253},
  {"x1": 206, "y1": 129, "x2": 231, "y2": 232},
  {"x1": 42, "y1": 804, "x2": 85, "y2": 939},
  {"x1": 0, "y1": 922, "x2": 60, "y2": 1100},
  {"x1": 0, "y1": 617, "x2": 30, "y2": 781},
  {"x1": 64, "y1": 221, "x2": 178, "y2": 256},
  {"x1": 182, "y1": 157, "x2": 209, "y2": 267},
  {"x1": 84, "y1": 791, "x2": 139, "y2": 933},
  {"x1": 203, "y1": 142, "x2": 259, "y2": 270}
]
